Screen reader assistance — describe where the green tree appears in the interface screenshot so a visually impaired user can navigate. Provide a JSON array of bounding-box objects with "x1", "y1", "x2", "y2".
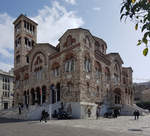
[{"x1": 120, "y1": 0, "x2": 150, "y2": 56}]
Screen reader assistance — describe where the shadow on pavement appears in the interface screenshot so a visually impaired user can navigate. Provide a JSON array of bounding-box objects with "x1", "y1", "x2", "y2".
[
  {"x1": 128, "y1": 128, "x2": 143, "y2": 132},
  {"x1": 0, "y1": 118, "x2": 30, "y2": 124}
]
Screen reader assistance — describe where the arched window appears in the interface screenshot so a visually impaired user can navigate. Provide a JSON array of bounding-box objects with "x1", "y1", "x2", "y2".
[
  {"x1": 95, "y1": 61, "x2": 102, "y2": 79},
  {"x1": 114, "y1": 89, "x2": 121, "y2": 104},
  {"x1": 52, "y1": 62, "x2": 60, "y2": 77},
  {"x1": 114, "y1": 63, "x2": 120, "y2": 83},
  {"x1": 84, "y1": 58, "x2": 91, "y2": 72},
  {"x1": 105, "y1": 67, "x2": 110, "y2": 82},
  {"x1": 65, "y1": 59, "x2": 75, "y2": 72},
  {"x1": 34, "y1": 66, "x2": 43, "y2": 81},
  {"x1": 64, "y1": 53, "x2": 75, "y2": 72}
]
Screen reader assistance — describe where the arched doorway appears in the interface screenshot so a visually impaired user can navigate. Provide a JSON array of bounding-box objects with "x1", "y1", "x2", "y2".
[
  {"x1": 56, "y1": 83, "x2": 60, "y2": 102},
  {"x1": 42, "y1": 86, "x2": 46, "y2": 103},
  {"x1": 36, "y1": 87, "x2": 41, "y2": 105},
  {"x1": 50, "y1": 84, "x2": 56, "y2": 104},
  {"x1": 31, "y1": 88, "x2": 35, "y2": 105}
]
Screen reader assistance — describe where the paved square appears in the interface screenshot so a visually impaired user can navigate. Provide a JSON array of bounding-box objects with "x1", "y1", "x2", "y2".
[{"x1": 0, "y1": 115, "x2": 150, "y2": 136}]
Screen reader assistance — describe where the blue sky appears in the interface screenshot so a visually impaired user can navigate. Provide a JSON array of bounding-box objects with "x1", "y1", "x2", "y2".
[{"x1": 0, "y1": 0, "x2": 150, "y2": 83}]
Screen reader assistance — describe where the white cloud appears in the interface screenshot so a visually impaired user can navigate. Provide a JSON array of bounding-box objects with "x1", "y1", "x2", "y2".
[
  {"x1": 0, "y1": 13, "x2": 14, "y2": 58},
  {"x1": 33, "y1": 1, "x2": 84, "y2": 45},
  {"x1": 93, "y1": 7, "x2": 101, "y2": 11},
  {"x1": 0, "y1": 1, "x2": 84, "y2": 72},
  {"x1": 0, "y1": 62, "x2": 13, "y2": 72},
  {"x1": 64, "y1": 0, "x2": 76, "y2": 5}
]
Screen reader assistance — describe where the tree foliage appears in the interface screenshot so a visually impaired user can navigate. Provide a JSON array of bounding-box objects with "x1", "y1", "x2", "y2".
[{"x1": 120, "y1": 0, "x2": 150, "y2": 56}]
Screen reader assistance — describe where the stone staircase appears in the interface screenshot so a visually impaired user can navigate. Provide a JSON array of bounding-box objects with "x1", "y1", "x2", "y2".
[{"x1": 121, "y1": 104, "x2": 149, "y2": 116}]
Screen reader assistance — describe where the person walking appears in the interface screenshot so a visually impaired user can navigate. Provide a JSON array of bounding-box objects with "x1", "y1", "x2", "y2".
[
  {"x1": 40, "y1": 110, "x2": 47, "y2": 123},
  {"x1": 87, "y1": 108, "x2": 91, "y2": 118},
  {"x1": 18, "y1": 103, "x2": 21, "y2": 115},
  {"x1": 114, "y1": 109, "x2": 119, "y2": 118},
  {"x1": 96, "y1": 106, "x2": 99, "y2": 119},
  {"x1": 136, "y1": 110, "x2": 140, "y2": 120},
  {"x1": 133, "y1": 110, "x2": 137, "y2": 120}
]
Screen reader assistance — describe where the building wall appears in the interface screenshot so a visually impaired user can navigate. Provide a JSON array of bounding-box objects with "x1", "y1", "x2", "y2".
[
  {"x1": 0, "y1": 69, "x2": 14, "y2": 110},
  {"x1": 13, "y1": 15, "x2": 134, "y2": 114}
]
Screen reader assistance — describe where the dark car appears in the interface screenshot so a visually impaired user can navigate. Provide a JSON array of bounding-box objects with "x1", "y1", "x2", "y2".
[
  {"x1": 57, "y1": 111, "x2": 72, "y2": 120},
  {"x1": 104, "y1": 109, "x2": 113, "y2": 118}
]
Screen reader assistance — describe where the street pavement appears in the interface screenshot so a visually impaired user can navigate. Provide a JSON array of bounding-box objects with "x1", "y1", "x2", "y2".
[{"x1": 0, "y1": 115, "x2": 150, "y2": 136}]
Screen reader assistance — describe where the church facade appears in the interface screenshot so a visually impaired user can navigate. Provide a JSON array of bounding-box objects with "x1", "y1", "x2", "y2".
[{"x1": 13, "y1": 14, "x2": 134, "y2": 118}]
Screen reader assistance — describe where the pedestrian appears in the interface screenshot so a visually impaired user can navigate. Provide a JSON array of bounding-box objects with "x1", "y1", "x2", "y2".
[
  {"x1": 113, "y1": 109, "x2": 118, "y2": 118},
  {"x1": 96, "y1": 106, "x2": 100, "y2": 119},
  {"x1": 133, "y1": 110, "x2": 137, "y2": 120},
  {"x1": 18, "y1": 103, "x2": 21, "y2": 115},
  {"x1": 87, "y1": 108, "x2": 91, "y2": 118},
  {"x1": 136, "y1": 110, "x2": 140, "y2": 120},
  {"x1": 40, "y1": 110, "x2": 47, "y2": 123}
]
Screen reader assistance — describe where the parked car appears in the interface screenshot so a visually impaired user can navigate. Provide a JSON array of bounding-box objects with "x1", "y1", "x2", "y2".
[
  {"x1": 57, "y1": 110, "x2": 72, "y2": 120},
  {"x1": 104, "y1": 109, "x2": 113, "y2": 118}
]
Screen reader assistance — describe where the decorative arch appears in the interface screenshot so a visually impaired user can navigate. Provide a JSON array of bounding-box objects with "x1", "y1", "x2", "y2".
[
  {"x1": 64, "y1": 52, "x2": 76, "y2": 61},
  {"x1": 64, "y1": 35, "x2": 76, "y2": 47},
  {"x1": 30, "y1": 51, "x2": 47, "y2": 72}
]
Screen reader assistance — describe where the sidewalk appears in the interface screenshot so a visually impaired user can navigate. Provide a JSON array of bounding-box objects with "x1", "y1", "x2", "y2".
[{"x1": 44, "y1": 115, "x2": 150, "y2": 136}]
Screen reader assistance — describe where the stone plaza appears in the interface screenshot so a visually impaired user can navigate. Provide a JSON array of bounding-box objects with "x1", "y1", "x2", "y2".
[{"x1": 0, "y1": 115, "x2": 150, "y2": 136}]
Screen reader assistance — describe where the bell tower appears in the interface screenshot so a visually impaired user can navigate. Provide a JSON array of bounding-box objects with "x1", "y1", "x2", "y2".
[{"x1": 13, "y1": 14, "x2": 38, "y2": 70}]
